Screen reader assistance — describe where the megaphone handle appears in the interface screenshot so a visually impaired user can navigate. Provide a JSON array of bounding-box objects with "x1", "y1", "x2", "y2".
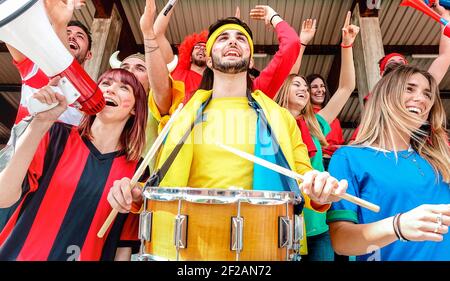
[
  {"x1": 27, "y1": 77, "x2": 81, "y2": 115},
  {"x1": 27, "y1": 87, "x2": 62, "y2": 114}
]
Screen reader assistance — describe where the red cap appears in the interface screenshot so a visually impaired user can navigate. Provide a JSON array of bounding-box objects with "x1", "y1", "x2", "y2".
[{"x1": 379, "y1": 53, "x2": 407, "y2": 75}]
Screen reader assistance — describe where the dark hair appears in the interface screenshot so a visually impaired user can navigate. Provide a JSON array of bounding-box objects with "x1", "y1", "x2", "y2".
[
  {"x1": 68, "y1": 20, "x2": 92, "y2": 50},
  {"x1": 382, "y1": 61, "x2": 404, "y2": 77},
  {"x1": 306, "y1": 74, "x2": 331, "y2": 106},
  {"x1": 249, "y1": 67, "x2": 260, "y2": 79},
  {"x1": 78, "y1": 69, "x2": 148, "y2": 161},
  {"x1": 198, "y1": 17, "x2": 253, "y2": 92},
  {"x1": 207, "y1": 17, "x2": 253, "y2": 40}
]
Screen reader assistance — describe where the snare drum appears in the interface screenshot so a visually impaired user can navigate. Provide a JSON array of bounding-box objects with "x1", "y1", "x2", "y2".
[{"x1": 135, "y1": 186, "x2": 303, "y2": 261}]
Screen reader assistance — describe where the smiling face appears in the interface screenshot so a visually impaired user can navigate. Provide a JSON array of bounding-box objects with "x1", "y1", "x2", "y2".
[
  {"x1": 402, "y1": 73, "x2": 434, "y2": 129},
  {"x1": 309, "y1": 77, "x2": 327, "y2": 106},
  {"x1": 288, "y1": 76, "x2": 310, "y2": 112},
  {"x1": 191, "y1": 42, "x2": 206, "y2": 67},
  {"x1": 208, "y1": 29, "x2": 252, "y2": 74},
  {"x1": 121, "y1": 57, "x2": 149, "y2": 92},
  {"x1": 97, "y1": 77, "x2": 136, "y2": 123},
  {"x1": 67, "y1": 25, "x2": 92, "y2": 65}
]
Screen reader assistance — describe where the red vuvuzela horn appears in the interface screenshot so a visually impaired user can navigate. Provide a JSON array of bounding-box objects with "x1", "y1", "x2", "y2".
[{"x1": 401, "y1": 0, "x2": 450, "y2": 37}]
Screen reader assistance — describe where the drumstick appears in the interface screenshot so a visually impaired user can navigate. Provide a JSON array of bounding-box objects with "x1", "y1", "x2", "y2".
[
  {"x1": 97, "y1": 103, "x2": 184, "y2": 238},
  {"x1": 217, "y1": 143, "x2": 380, "y2": 213}
]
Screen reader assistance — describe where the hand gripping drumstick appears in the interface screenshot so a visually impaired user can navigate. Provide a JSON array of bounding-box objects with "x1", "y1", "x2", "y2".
[
  {"x1": 217, "y1": 143, "x2": 380, "y2": 213},
  {"x1": 97, "y1": 103, "x2": 184, "y2": 238}
]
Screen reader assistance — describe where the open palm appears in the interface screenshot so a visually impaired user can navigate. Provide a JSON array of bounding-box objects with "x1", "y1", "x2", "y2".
[
  {"x1": 140, "y1": 0, "x2": 157, "y2": 35},
  {"x1": 300, "y1": 19, "x2": 317, "y2": 45}
]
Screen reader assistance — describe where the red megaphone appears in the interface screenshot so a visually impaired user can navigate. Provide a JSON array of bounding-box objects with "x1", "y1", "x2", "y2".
[
  {"x1": 0, "y1": 0, "x2": 105, "y2": 115},
  {"x1": 401, "y1": 0, "x2": 450, "y2": 37}
]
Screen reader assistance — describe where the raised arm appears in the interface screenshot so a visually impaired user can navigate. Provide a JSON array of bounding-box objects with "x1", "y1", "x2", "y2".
[
  {"x1": 428, "y1": 1, "x2": 450, "y2": 84},
  {"x1": 7, "y1": 0, "x2": 84, "y2": 63},
  {"x1": 153, "y1": 0, "x2": 179, "y2": 65},
  {"x1": 318, "y1": 12, "x2": 358, "y2": 124},
  {"x1": 141, "y1": 0, "x2": 171, "y2": 115},
  {"x1": 290, "y1": 19, "x2": 317, "y2": 75},
  {"x1": 45, "y1": 0, "x2": 86, "y2": 49},
  {"x1": 250, "y1": 5, "x2": 300, "y2": 98},
  {"x1": 0, "y1": 78, "x2": 67, "y2": 208}
]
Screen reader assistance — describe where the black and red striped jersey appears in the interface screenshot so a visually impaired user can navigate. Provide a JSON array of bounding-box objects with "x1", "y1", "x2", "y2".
[{"x1": 0, "y1": 123, "x2": 141, "y2": 261}]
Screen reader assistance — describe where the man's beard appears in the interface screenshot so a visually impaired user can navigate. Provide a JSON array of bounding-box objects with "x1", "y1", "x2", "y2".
[
  {"x1": 74, "y1": 51, "x2": 88, "y2": 65},
  {"x1": 192, "y1": 55, "x2": 206, "y2": 67},
  {"x1": 211, "y1": 53, "x2": 249, "y2": 74}
]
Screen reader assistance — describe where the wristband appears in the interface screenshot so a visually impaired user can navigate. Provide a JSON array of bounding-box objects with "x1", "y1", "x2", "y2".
[{"x1": 270, "y1": 14, "x2": 281, "y2": 26}]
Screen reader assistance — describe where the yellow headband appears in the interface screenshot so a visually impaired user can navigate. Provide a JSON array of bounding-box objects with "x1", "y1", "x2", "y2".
[{"x1": 205, "y1": 23, "x2": 254, "y2": 57}]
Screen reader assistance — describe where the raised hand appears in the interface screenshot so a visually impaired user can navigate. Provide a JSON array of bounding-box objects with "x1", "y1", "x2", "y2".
[
  {"x1": 44, "y1": 0, "x2": 85, "y2": 28},
  {"x1": 433, "y1": 0, "x2": 450, "y2": 19},
  {"x1": 250, "y1": 5, "x2": 280, "y2": 27},
  {"x1": 341, "y1": 11, "x2": 360, "y2": 47},
  {"x1": 235, "y1": 6, "x2": 241, "y2": 18},
  {"x1": 140, "y1": 0, "x2": 157, "y2": 36},
  {"x1": 300, "y1": 19, "x2": 317, "y2": 46}
]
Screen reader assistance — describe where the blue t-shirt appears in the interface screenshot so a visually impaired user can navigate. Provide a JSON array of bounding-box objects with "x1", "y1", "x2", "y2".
[{"x1": 327, "y1": 146, "x2": 450, "y2": 261}]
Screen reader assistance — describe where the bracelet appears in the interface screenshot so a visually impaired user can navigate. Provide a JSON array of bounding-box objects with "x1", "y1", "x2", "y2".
[
  {"x1": 395, "y1": 213, "x2": 410, "y2": 242},
  {"x1": 341, "y1": 43, "x2": 353, "y2": 48},
  {"x1": 301, "y1": 43, "x2": 307, "y2": 47},
  {"x1": 392, "y1": 215, "x2": 401, "y2": 240},
  {"x1": 270, "y1": 13, "x2": 281, "y2": 26}
]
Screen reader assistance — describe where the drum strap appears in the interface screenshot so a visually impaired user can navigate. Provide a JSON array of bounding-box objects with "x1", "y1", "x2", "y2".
[
  {"x1": 146, "y1": 95, "x2": 212, "y2": 186},
  {"x1": 246, "y1": 92, "x2": 305, "y2": 214}
]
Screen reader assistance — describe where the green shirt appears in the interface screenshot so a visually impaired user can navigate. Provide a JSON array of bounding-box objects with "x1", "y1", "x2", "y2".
[{"x1": 304, "y1": 114, "x2": 331, "y2": 237}]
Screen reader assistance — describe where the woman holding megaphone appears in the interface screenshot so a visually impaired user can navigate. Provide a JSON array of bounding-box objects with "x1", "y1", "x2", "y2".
[{"x1": 0, "y1": 69, "x2": 148, "y2": 261}]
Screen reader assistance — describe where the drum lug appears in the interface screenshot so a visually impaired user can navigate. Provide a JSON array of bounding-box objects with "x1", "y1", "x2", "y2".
[
  {"x1": 231, "y1": 217, "x2": 244, "y2": 252},
  {"x1": 278, "y1": 216, "x2": 293, "y2": 248},
  {"x1": 139, "y1": 211, "x2": 152, "y2": 242},
  {"x1": 287, "y1": 215, "x2": 304, "y2": 261},
  {"x1": 174, "y1": 215, "x2": 188, "y2": 249},
  {"x1": 294, "y1": 214, "x2": 304, "y2": 245}
]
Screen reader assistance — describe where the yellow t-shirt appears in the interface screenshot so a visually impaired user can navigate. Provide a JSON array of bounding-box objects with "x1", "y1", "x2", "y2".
[
  {"x1": 188, "y1": 97, "x2": 257, "y2": 189},
  {"x1": 148, "y1": 89, "x2": 324, "y2": 255}
]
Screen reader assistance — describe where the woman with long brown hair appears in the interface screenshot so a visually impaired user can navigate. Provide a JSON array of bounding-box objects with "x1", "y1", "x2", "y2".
[
  {"x1": 306, "y1": 73, "x2": 345, "y2": 169},
  {"x1": 0, "y1": 69, "x2": 147, "y2": 261},
  {"x1": 328, "y1": 65, "x2": 450, "y2": 261},
  {"x1": 274, "y1": 12, "x2": 358, "y2": 261}
]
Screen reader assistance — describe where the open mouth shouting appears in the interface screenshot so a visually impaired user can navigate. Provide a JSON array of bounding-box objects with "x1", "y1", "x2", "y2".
[
  {"x1": 68, "y1": 40, "x2": 79, "y2": 51},
  {"x1": 224, "y1": 47, "x2": 241, "y2": 59},
  {"x1": 105, "y1": 97, "x2": 118, "y2": 107}
]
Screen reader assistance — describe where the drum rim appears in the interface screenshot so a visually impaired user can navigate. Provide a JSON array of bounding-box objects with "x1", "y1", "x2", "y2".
[{"x1": 142, "y1": 186, "x2": 302, "y2": 205}]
